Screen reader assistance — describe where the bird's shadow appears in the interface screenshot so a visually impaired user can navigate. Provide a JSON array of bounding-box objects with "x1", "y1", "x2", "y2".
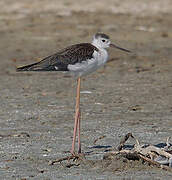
[
  {"x1": 89, "y1": 145, "x2": 112, "y2": 149},
  {"x1": 87, "y1": 144, "x2": 135, "y2": 153},
  {"x1": 85, "y1": 145, "x2": 112, "y2": 154}
]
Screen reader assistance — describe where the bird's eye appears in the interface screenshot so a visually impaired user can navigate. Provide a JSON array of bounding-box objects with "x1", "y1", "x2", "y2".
[{"x1": 102, "y1": 39, "x2": 106, "y2": 42}]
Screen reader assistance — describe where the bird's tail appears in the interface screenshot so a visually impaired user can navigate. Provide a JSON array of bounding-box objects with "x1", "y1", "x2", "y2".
[
  {"x1": 16, "y1": 62, "x2": 43, "y2": 71},
  {"x1": 17, "y1": 54, "x2": 68, "y2": 71}
]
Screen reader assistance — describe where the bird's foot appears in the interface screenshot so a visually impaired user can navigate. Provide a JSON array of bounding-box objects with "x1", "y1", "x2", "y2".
[
  {"x1": 70, "y1": 150, "x2": 84, "y2": 159},
  {"x1": 49, "y1": 151, "x2": 85, "y2": 165}
]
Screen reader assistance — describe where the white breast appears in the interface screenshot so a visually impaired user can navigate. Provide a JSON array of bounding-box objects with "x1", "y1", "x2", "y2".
[
  {"x1": 95, "y1": 48, "x2": 108, "y2": 67},
  {"x1": 68, "y1": 49, "x2": 108, "y2": 77}
]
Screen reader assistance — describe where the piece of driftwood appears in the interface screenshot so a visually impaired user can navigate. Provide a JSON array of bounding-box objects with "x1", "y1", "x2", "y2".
[
  {"x1": 135, "y1": 144, "x2": 172, "y2": 158},
  {"x1": 115, "y1": 133, "x2": 172, "y2": 171},
  {"x1": 138, "y1": 154, "x2": 172, "y2": 172},
  {"x1": 107, "y1": 150, "x2": 172, "y2": 172}
]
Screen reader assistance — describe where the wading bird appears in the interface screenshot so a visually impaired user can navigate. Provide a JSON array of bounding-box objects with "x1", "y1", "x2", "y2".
[{"x1": 17, "y1": 33, "x2": 130, "y2": 155}]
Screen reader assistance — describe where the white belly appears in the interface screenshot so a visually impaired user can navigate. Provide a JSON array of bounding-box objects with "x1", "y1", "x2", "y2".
[{"x1": 68, "y1": 49, "x2": 108, "y2": 77}]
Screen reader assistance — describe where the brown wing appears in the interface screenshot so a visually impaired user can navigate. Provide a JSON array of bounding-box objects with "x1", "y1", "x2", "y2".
[{"x1": 17, "y1": 43, "x2": 98, "y2": 71}]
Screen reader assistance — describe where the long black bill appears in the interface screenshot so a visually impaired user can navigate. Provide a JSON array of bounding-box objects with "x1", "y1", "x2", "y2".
[{"x1": 110, "y1": 43, "x2": 131, "y2": 53}]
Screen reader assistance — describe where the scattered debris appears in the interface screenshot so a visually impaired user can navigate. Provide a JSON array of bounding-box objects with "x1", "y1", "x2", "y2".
[
  {"x1": 117, "y1": 133, "x2": 133, "y2": 151},
  {"x1": 93, "y1": 135, "x2": 106, "y2": 145},
  {"x1": 48, "y1": 133, "x2": 172, "y2": 172},
  {"x1": 109, "y1": 133, "x2": 172, "y2": 172},
  {"x1": 129, "y1": 105, "x2": 142, "y2": 111},
  {"x1": 48, "y1": 153, "x2": 85, "y2": 165},
  {"x1": 80, "y1": 91, "x2": 92, "y2": 94},
  {"x1": 0, "y1": 132, "x2": 30, "y2": 139}
]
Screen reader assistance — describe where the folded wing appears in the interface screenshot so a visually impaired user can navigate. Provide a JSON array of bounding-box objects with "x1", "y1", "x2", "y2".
[{"x1": 17, "y1": 43, "x2": 98, "y2": 72}]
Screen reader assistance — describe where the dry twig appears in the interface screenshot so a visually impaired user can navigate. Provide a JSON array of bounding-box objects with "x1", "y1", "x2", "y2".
[
  {"x1": 48, "y1": 153, "x2": 85, "y2": 165},
  {"x1": 117, "y1": 133, "x2": 134, "y2": 151},
  {"x1": 94, "y1": 135, "x2": 106, "y2": 144}
]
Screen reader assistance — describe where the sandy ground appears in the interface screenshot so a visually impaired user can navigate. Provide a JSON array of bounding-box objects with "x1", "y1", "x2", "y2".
[{"x1": 0, "y1": 0, "x2": 172, "y2": 179}]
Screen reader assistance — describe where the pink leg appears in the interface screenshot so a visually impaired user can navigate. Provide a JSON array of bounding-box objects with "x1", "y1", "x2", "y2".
[
  {"x1": 70, "y1": 108, "x2": 79, "y2": 155},
  {"x1": 77, "y1": 111, "x2": 81, "y2": 153},
  {"x1": 70, "y1": 77, "x2": 81, "y2": 155}
]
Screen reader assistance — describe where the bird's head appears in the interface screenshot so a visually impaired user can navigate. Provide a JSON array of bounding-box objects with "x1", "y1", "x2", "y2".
[
  {"x1": 92, "y1": 33, "x2": 111, "y2": 49},
  {"x1": 92, "y1": 33, "x2": 131, "y2": 53}
]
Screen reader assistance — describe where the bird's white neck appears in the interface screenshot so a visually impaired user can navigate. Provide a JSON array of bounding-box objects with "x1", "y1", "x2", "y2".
[{"x1": 91, "y1": 43, "x2": 109, "y2": 67}]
